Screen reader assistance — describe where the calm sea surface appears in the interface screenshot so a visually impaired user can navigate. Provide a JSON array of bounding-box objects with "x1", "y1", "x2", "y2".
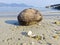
[{"x1": 0, "y1": 7, "x2": 60, "y2": 17}]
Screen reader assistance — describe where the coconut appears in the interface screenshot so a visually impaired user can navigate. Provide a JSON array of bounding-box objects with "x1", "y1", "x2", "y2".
[{"x1": 17, "y1": 8, "x2": 42, "y2": 25}]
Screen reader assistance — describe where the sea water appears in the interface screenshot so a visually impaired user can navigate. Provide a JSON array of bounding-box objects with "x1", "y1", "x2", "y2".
[{"x1": 0, "y1": 7, "x2": 60, "y2": 17}]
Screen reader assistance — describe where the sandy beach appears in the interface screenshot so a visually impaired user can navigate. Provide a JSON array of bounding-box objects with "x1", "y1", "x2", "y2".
[{"x1": 0, "y1": 13, "x2": 60, "y2": 45}]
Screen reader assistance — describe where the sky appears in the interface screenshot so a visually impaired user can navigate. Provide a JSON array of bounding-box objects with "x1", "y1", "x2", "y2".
[{"x1": 0, "y1": 0, "x2": 60, "y2": 7}]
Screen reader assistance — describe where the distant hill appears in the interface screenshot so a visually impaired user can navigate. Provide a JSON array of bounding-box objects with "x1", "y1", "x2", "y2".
[{"x1": 0, "y1": 3, "x2": 33, "y2": 7}]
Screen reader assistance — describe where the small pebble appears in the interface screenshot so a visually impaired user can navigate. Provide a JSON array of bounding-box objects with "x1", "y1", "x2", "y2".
[
  {"x1": 34, "y1": 35, "x2": 42, "y2": 40},
  {"x1": 52, "y1": 35, "x2": 59, "y2": 39},
  {"x1": 2, "y1": 40, "x2": 4, "y2": 42},
  {"x1": 7, "y1": 38, "x2": 12, "y2": 41},
  {"x1": 7, "y1": 38, "x2": 10, "y2": 41},
  {"x1": 54, "y1": 21, "x2": 60, "y2": 25},
  {"x1": 42, "y1": 34, "x2": 45, "y2": 40},
  {"x1": 21, "y1": 43, "x2": 27, "y2": 45},
  {"x1": 47, "y1": 43, "x2": 52, "y2": 45},
  {"x1": 38, "y1": 41, "x2": 42, "y2": 44},
  {"x1": 18, "y1": 38, "x2": 20, "y2": 40},
  {"x1": 56, "y1": 31, "x2": 60, "y2": 34},
  {"x1": 43, "y1": 36, "x2": 45, "y2": 40}
]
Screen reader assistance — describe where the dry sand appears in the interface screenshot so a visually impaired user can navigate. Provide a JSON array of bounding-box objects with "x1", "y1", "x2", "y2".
[{"x1": 0, "y1": 15, "x2": 60, "y2": 45}]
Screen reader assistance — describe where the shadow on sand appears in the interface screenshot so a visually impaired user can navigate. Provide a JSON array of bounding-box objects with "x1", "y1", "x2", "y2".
[
  {"x1": 5, "y1": 20, "x2": 19, "y2": 26},
  {"x1": 5, "y1": 20, "x2": 31, "y2": 26}
]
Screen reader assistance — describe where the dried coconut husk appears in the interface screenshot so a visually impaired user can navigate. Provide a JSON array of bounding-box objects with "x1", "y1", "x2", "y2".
[{"x1": 17, "y1": 8, "x2": 43, "y2": 25}]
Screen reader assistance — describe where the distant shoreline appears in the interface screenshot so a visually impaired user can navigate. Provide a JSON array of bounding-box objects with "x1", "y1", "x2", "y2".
[
  {"x1": 0, "y1": 11, "x2": 60, "y2": 17},
  {"x1": 0, "y1": 14, "x2": 60, "y2": 17}
]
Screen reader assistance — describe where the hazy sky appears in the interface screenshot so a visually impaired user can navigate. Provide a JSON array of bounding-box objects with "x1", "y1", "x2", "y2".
[{"x1": 0, "y1": 0, "x2": 60, "y2": 7}]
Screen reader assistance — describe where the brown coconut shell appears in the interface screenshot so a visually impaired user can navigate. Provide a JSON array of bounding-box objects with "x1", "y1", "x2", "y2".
[{"x1": 17, "y1": 8, "x2": 43, "y2": 25}]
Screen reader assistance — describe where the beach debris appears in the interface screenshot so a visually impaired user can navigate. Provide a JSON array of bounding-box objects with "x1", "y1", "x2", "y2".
[
  {"x1": 47, "y1": 42, "x2": 52, "y2": 45},
  {"x1": 27, "y1": 31, "x2": 42, "y2": 40},
  {"x1": 7, "y1": 38, "x2": 12, "y2": 41},
  {"x1": 56, "y1": 31, "x2": 60, "y2": 34},
  {"x1": 21, "y1": 43, "x2": 27, "y2": 45},
  {"x1": 54, "y1": 28, "x2": 60, "y2": 32},
  {"x1": 34, "y1": 35, "x2": 42, "y2": 40},
  {"x1": 17, "y1": 8, "x2": 43, "y2": 25},
  {"x1": 27, "y1": 31, "x2": 36, "y2": 38},
  {"x1": 28, "y1": 31, "x2": 32, "y2": 36},
  {"x1": 42, "y1": 34, "x2": 46, "y2": 40},
  {"x1": 54, "y1": 21, "x2": 60, "y2": 25},
  {"x1": 52, "y1": 35, "x2": 59, "y2": 39},
  {"x1": 18, "y1": 38, "x2": 20, "y2": 40}
]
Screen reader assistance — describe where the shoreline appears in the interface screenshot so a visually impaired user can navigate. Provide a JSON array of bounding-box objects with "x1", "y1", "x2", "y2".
[{"x1": 0, "y1": 11, "x2": 60, "y2": 17}]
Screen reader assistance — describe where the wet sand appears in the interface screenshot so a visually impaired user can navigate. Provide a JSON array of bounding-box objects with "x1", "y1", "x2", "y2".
[{"x1": 0, "y1": 15, "x2": 60, "y2": 45}]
